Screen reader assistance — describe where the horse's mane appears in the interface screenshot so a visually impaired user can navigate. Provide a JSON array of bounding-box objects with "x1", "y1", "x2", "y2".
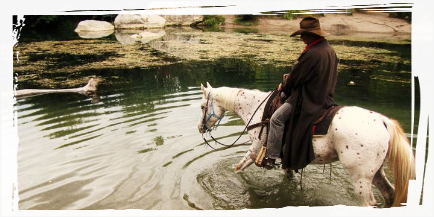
[
  {"x1": 213, "y1": 87, "x2": 241, "y2": 111},
  {"x1": 213, "y1": 87, "x2": 268, "y2": 111}
]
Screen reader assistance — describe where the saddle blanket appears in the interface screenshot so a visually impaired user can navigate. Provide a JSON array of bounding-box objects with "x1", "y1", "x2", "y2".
[{"x1": 312, "y1": 105, "x2": 343, "y2": 136}]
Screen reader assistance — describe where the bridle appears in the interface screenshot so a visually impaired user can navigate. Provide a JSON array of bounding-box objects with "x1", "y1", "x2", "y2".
[
  {"x1": 200, "y1": 90, "x2": 274, "y2": 150},
  {"x1": 201, "y1": 92, "x2": 224, "y2": 132}
]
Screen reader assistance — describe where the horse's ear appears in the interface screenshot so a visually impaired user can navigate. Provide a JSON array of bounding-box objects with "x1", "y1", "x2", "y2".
[
  {"x1": 201, "y1": 83, "x2": 208, "y2": 97},
  {"x1": 206, "y1": 82, "x2": 212, "y2": 89}
]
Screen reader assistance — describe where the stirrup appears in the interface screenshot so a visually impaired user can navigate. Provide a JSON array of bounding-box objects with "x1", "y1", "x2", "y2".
[{"x1": 251, "y1": 146, "x2": 278, "y2": 170}]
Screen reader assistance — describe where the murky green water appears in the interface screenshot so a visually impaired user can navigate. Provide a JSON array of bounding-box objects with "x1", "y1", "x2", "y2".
[{"x1": 15, "y1": 28, "x2": 415, "y2": 210}]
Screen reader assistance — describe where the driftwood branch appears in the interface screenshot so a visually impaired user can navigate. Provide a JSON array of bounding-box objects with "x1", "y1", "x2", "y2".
[{"x1": 14, "y1": 78, "x2": 99, "y2": 100}]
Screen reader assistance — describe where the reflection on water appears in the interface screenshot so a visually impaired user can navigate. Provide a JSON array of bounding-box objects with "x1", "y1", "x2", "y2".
[{"x1": 15, "y1": 29, "x2": 414, "y2": 209}]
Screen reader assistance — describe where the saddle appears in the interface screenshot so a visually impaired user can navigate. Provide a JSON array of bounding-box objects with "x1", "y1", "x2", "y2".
[{"x1": 248, "y1": 90, "x2": 342, "y2": 167}]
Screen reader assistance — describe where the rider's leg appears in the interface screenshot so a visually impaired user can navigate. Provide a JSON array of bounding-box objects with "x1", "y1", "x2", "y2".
[{"x1": 266, "y1": 102, "x2": 292, "y2": 159}]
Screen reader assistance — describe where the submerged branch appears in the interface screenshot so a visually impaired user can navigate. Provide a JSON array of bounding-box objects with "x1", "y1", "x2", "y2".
[{"x1": 14, "y1": 78, "x2": 99, "y2": 100}]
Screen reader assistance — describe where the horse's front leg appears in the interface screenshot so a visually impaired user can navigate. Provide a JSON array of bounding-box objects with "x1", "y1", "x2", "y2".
[
  {"x1": 234, "y1": 142, "x2": 259, "y2": 172},
  {"x1": 235, "y1": 131, "x2": 265, "y2": 172}
]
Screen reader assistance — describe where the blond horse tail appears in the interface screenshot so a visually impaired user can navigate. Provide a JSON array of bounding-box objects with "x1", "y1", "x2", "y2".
[{"x1": 383, "y1": 118, "x2": 416, "y2": 207}]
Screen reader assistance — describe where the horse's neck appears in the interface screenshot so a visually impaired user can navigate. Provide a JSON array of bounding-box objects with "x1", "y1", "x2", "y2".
[
  {"x1": 213, "y1": 87, "x2": 240, "y2": 112},
  {"x1": 213, "y1": 87, "x2": 268, "y2": 123}
]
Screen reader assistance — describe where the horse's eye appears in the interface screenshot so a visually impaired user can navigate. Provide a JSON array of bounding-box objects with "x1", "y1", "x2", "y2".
[{"x1": 201, "y1": 106, "x2": 205, "y2": 109}]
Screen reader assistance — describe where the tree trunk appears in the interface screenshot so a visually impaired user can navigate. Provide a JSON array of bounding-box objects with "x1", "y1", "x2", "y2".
[{"x1": 2, "y1": 78, "x2": 98, "y2": 100}]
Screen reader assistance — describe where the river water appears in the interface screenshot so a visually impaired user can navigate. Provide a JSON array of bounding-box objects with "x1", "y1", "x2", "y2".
[{"x1": 15, "y1": 27, "x2": 414, "y2": 210}]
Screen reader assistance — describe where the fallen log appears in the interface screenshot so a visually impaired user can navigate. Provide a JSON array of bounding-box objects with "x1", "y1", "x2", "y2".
[{"x1": 14, "y1": 78, "x2": 99, "y2": 100}]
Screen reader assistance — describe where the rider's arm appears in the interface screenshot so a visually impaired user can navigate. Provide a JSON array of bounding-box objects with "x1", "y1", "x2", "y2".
[{"x1": 284, "y1": 51, "x2": 318, "y2": 92}]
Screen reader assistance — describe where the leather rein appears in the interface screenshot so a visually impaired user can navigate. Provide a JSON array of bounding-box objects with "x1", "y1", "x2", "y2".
[{"x1": 201, "y1": 90, "x2": 274, "y2": 150}]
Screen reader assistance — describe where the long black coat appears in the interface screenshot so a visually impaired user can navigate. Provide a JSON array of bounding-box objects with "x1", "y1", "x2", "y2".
[{"x1": 281, "y1": 39, "x2": 338, "y2": 170}]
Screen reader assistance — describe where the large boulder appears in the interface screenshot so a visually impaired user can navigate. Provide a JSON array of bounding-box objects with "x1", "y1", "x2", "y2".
[
  {"x1": 74, "y1": 20, "x2": 114, "y2": 32},
  {"x1": 145, "y1": 1, "x2": 203, "y2": 26},
  {"x1": 114, "y1": 14, "x2": 166, "y2": 29},
  {"x1": 140, "y1": 11, "x2": 166, "y2": 29}
]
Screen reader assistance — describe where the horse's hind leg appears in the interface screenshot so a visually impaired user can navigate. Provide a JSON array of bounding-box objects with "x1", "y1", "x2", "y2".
[
  {"x1": 337, "y1": 145, "x2": 383, "y2": 206},
  {"x1": 348, "y1": 176, "x2": 377, "y2": 206},
  {"x1": 373, "y1": 165, "x2": 395, "y2": 207}
]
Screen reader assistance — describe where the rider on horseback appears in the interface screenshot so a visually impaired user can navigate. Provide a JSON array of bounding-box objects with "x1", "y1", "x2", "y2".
[{"x1": 260, "y1": 17, "x2": 339, "y2": 170}]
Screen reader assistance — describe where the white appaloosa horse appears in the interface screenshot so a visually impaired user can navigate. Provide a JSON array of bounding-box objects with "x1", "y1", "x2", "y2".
[{"x1": 197, "y1": 82, "x2": 415, "y2": 207}]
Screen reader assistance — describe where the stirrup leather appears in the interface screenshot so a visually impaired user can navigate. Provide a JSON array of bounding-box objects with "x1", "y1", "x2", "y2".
[{"x1": 255, "y1": 146, "x2": 267, "y2": 167}]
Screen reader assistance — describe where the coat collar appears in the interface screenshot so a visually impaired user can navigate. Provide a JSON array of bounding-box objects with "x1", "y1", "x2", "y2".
[{"x1": 302, "y1": 38, "x2": 326, "y2": 53}]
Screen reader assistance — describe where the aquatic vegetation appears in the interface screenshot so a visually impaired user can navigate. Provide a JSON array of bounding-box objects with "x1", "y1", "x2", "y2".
[
  {"x1": 153, "y1": 136, "x2": 164, "y2": 146},
  {"x1": 137, "y1": 148, "x2": 156, "y2": 154},
  {"x1": 13, "y1": 39, "x2": 174, "y2": 88},
  {"x1": 13, "y1": 28, "x2": 410, "y2": 89}
]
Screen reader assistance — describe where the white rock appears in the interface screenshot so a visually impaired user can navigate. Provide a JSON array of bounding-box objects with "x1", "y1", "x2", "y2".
[
  {"x1": 145, "y1": 1, "x2": 203, "y2": 26},
  {"x1": 145, "y1": 15, "x2": 166, "y2": 29},
  {"x1": 114, "y1": 14, "x2": 166, "y2": 29},
  {"x1": 114, "y1": 14, "x2": 145, "y2": 29},
  {"x1": 74, "y1": 20, "x2": 114, "y2": 32}
]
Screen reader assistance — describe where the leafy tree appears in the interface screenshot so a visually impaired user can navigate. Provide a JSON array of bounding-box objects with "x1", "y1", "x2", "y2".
[{"x1": 201, "y1": 1, "x2": 225, "y2": 27}]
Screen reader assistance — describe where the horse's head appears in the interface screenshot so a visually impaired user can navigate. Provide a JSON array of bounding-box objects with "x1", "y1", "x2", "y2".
[{"x1": 198, "y1": 82, "x2": 226, "y2": 134}]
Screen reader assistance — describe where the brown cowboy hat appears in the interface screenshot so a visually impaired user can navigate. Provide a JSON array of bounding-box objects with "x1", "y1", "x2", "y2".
[{"x1": 290, "y1": 17, "x2": 329, "y2": 37}]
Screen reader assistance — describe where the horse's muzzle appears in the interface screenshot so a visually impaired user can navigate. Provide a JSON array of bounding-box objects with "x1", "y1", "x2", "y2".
[{"x1": 198, "y1": 123, "x2": 207, "y2": 134}]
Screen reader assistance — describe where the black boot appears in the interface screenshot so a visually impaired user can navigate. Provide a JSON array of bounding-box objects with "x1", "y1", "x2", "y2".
[{"x1": 261, "y1": 158, "x2": 277, "y2": 170}]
